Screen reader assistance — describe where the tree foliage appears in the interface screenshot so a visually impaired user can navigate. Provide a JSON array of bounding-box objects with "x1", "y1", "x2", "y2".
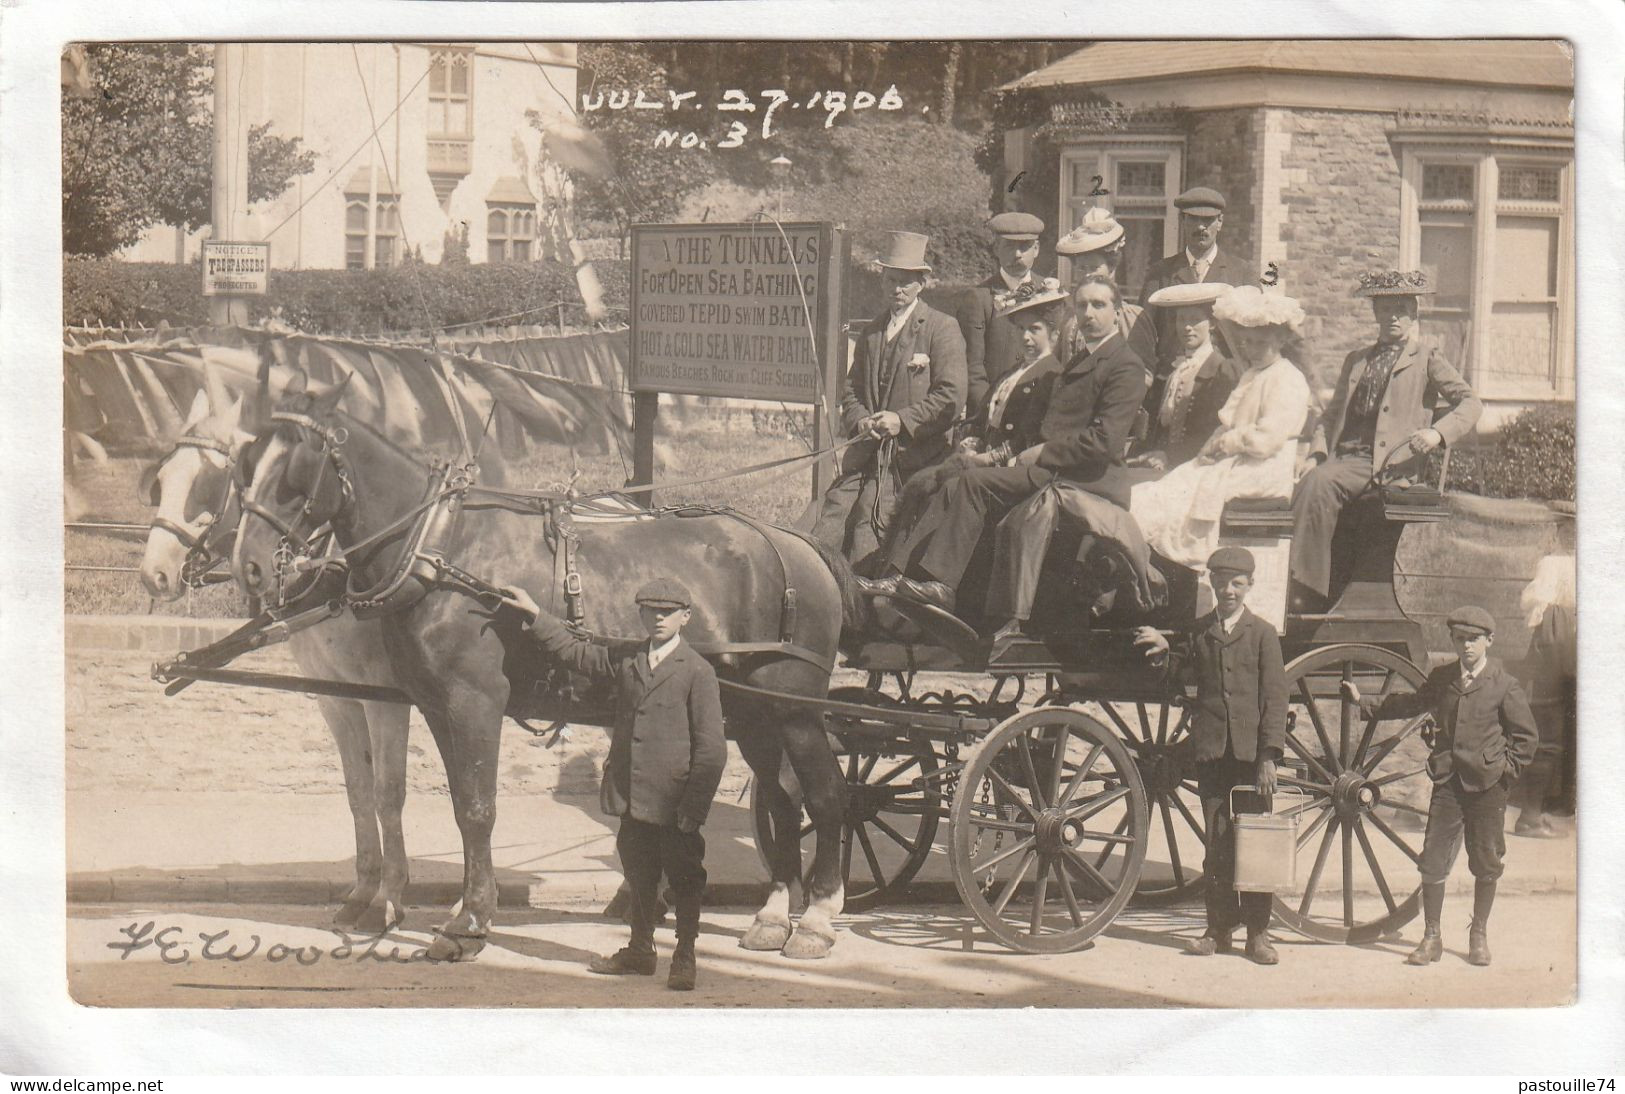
[{"x1": 62, "y1": 44, "x2": 316, "y2": 257}]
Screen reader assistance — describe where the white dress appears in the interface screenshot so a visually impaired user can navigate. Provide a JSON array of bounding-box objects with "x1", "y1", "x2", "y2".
[{"x1": 1128, "y1": 354, "x2": 1311, "y2": 567}]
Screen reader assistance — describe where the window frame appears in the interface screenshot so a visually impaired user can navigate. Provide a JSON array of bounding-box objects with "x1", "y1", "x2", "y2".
[
  {"x1": 485, "y1": 201, "x2": 537, "y2": 263},
  {"x1": 427, "y1": 47, "x2": 474, "y2": 140},
  {"x1": 342, "y1": 189, "x2": 401, "y2": 271},
  {"x1": 1057, "y1": 138, "x2": 1185, "y2": 299}
]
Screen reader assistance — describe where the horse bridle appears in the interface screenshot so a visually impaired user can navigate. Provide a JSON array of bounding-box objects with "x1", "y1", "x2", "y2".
[
  {"x1": 147, "y1": 434, "x2": 240, "y2": 588},
  {"x1": 238, "y1": 411, "x2": 353, "y2": 605}
]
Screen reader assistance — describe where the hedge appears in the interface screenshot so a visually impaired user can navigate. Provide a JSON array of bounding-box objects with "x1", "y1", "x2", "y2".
[{"x1": 1447, "y1": 403, "x2": 1575, "y2": 502}]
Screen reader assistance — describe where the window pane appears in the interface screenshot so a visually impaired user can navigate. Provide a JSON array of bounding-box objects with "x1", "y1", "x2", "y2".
[
  {"x1": 1494, "y1": 215, "x2": 1558, "y2": 300},
  {"x1": 1487, "y1": 302, "x2": 1555, "y2": 390},
  {"x1": 1116, "y1": 161, "x2": 1165, "y2": 198},
  {"x1": 1422, "y1": 163, "x2": 1475, "y2": 203},
  {"x1": 429, "y1": 57, "x2": 446, "y2": 94},
  {"x1": 516, "y1": 210, "x2": 533, "y2": 236},
  {"x1": 1499, "y1": 165, "x2": 1561, "y2": 204},
  {"x1": 450, "y1": 56, "x2": 468, "y2": 95},
  {"x1": 512, "y1": 239, "x2": 530, "y2": 262},
  {"x1": 488, "y1": 209, "x2": 507, "y2": 236},
  {"x1": 346, "y1": 236, "x2": 366, "y2": 270},
  {"x1": 488, "y1": 240, "x2": 506, "y2": 263},
  {"x1": 375, "y1": 238, "x2": 394, "y2": 268},
  {"x1": 450, "y1": 102, "x2": 469, "y2": 136},
  {"x1": 1117, "y1": 214, "x2": 1164, "y2": 300},
  {"x1": 1070, "y1": 162, "x2": 1102, "y2": 197},
  {"x1": 379, "y1": 203, "x2": 399, "y2": 233},
  {"x1": 345, "y1": 202, "x2": 368, "y2": 232},
  {"x1": 1419, "y1": 220, "x2": 1474, "y2": 312}
]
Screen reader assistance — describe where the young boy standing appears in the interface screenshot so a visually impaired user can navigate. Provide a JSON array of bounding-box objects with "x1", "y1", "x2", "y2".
[
  {"x1": 1136, "y1": 546, "x2": 1289, "y2": 965},
  {"x1": 500, "y1": 577, "x2": 726, "y2": 991},
  {"x1": 1341, "y1": 605, "x2": 1538, "y2": 967}
]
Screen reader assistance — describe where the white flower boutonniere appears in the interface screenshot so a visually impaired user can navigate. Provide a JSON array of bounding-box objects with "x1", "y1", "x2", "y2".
[{"x1": 908, "y1": 352, "x2": 931, "y2": 373}]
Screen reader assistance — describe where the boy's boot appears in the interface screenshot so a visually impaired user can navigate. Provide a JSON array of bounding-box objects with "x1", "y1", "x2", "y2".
[
  {"x1": 1186, "y1": 926, "x2": 1234, "y2": 956},
  {"x1": 1244, "y1": 928, "x2": 1279, "y2": 966},
  {"x1": 1468, "y1": 879, "x2": 1495, "y2": 966},
  {"x1": 1406, "y1": 881, "x2": 1445, "y2": 965},
  {"x1": 668, "y1": 937, "x2": 697, "y2": 991}
]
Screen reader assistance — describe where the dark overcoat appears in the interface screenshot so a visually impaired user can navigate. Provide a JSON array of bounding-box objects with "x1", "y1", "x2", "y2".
[
  {"x1": 526, "y1": 613, "x2": 727, "y2": 827},
  {"x1": 1174, "y1": 607, "x2": 1289, "y2": 763},
  {"x1": 1137, "y1": 248, "x2": 1254, "y2": 370},
  {"x1": 957, "y1": 276, "x2": 1029, "y2": 425},
  {"x1": 1034, "y1": 333, "x2": 1147, "y2": 508},
  {"x1": 1361, "y1": 658, "x2": 1539, "y2": 793},
  {"x1": 1142, "y1": 347, "x2": 1243, "y2": 466}
]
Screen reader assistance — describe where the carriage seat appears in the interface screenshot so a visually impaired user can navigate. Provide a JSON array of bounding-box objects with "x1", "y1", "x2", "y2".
[{"x1": 1220, "y1": 496, "x2": 1294, "y2": 536}]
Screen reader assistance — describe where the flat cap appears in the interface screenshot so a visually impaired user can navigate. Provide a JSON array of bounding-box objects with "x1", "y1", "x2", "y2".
[
  {"x1": 1206, "y1": 546, "x2": 1256, "y2": 576},
  {"x1": 1174, "y1": 186, "x2": 1226, "y2": 216},
  {"x1": 1445, "y1": 605, "x2": 1496, "y2": 636},
  {"x1": 988, "y1": 211, "x2": 1044, "y2": 240},
  {"x1": 634, "y1": 577, "x2": 693, "y2": 609}
]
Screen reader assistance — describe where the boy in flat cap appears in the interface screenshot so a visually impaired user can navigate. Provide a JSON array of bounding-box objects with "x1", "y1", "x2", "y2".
[
  {"x1": 1135, "y1": 546, "x2": 1289, "y2": 965},
  {"x1": 1341, "y1": 605, "x2": 1538, "y2": 967},
  {"x1": 958, "y1": 212, "x2": 1047, "y2": 427},
  {"x1": 499, "y1": 577, "x2": 726, "y2": 991}
]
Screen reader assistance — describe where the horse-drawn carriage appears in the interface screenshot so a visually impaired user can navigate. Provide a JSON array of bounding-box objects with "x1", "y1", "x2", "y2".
[{"x1": 144, "y1": 375, "x2": 1448, "y2": 959}]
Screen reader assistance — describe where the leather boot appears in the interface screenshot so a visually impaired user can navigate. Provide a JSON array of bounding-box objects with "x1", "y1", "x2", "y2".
[
  {"x1": 1244, "y1": 929, "x2": 1279, "y2": 966},
  {"x1": 588, "y1": 946, "x2": 657, "y2": 976},
  {"x1": 667, "y1": 940, "x2": 697, "y2": 991},
  {"x1": 1186, "y1": 927, "x2": 1234, "y2": 956},
  {"x1": 1468, "y1": 879, "x2": 1495, "y2": 966},
  {"x1": 1406, "y1": 881, "x2": 1445, "y2": 965}
]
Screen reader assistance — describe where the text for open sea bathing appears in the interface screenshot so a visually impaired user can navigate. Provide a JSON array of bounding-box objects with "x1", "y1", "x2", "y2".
[
  {"x1": 583, "y1": 86, "x2": 905, "y2": 148},
  {"x1": 107, "y1": 920, "x2": 444, "y2": 965}
]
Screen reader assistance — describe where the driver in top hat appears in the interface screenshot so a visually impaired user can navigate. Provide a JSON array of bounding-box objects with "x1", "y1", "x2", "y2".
[
  {"x1": 957, "y1": 211, "x2": 1047, "y2": 428},
  {"x1": 810, "y1": 230, "x2": 966, "y2": 568}
]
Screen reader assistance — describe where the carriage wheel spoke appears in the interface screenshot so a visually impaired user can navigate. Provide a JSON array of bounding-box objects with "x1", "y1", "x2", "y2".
[
  {"x1": 1366, "y1": 810, "x2": 1423, "y2": 865},
  {"x1": 1016, "y1": 734, "x2": 1047, "y2": 809},
  {"x1": 1155, "y1": 702, "x2": 1172, "y2": 747},
  {"x1": 965, "y1": 814, "x2": 1034, "y2": 835},
  {"x1": 1171, "y1": 790, "x2": 1206, "y2": 841},
  {"x1": 1341, "y1": 823, "x2": 1355, "y2": 928},
  {"x1": 1092, "y1": 814, "x2": 1132, "y2": 870},
  {"x1": 1057, "y1": 863, "x2": 1085, "y2": 927},
  {"x1": 798, "y1": 820, "x2": 815, "y2": 839},
  {"x1": 855, "y1": 824, "x2": 885, "y2": 890},
  {"x1": 986, "y1": 767, "x2": 1040, "y2": 820},
  {"x1": 1282, "y1": 733, "x2": 1336, "y2": 785},
  {"x1": 1296, "y1": 803, "x2": 1334, "y2": 849},
  {"x1": 1372, "y1": 766, "x2": 1427, "y2": 788},
  {"x1": 846, "y1": 752, "x2": 860, "y2": 781},
  {"x1": 973, "y1": 835, "x2": 1036, "y2": 876},
  {"x1": 1046, "y1": 728, "x2": 1071, "y2": 806},
  {"x1": 991, "y1": 850, "x2": 1036, "y2": 916},
  {"x1": 1096, "y1": 702, "x2": 1137, "y2": 742},
  {"x1": 873, "y1": 754, "x2": 922, "y2": 787},
  {"x1": 1352, "y1": 669, "x2": 1396, "y2": 763},
  {"x1": 870, "y1": 814, "x2": 918, "y2": 855},
  {"x1": 1363, "y1": 716, "x2": 1430, "y2": 774},
  {"x1": 1296, "y1": 679, "x2": 1342, "y2": 773},
  {"x1": 1058, "y1": 743, "x2": 1103, "y2": 808},
  {"x1": 1355, "y1": 821, "x2": 1398, "y2": 914},
  {"x1": 1060, "y1": 846, "x2": 1115, "y2": 900},
  {"x1": 840, "y1": 823, "x2": 853, "y2": 881},
  {"x1": 1338, "y1": 663, "x2": 1355, "y2": 767},
  {"x1": 858, "y1": 753, "x2": 880, "y2": 782},
  {"x1": 1136, "y1": 703, "x2": 1155, "y2": 746},
  {"x1": 1066, "y1": 783, "x2": 1130, "y2": 823},
  {"x1": 1160, "y1": 799, "x2": 1185, "y2": 889},
  {"x1": 1384, "y1": 801, "x2": 1429, "y2": 819},
  {"x1": 1029, "y1": 857, "x2": 1051, "y2": 936},
  {"x1": 1298, "y1": 815, "x2": 1340, "y2": 916}
]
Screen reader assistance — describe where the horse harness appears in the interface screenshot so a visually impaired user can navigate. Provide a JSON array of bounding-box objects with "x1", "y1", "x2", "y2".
[{"x1": 146, "y1": 433, "x2": 241, "y2": 588}]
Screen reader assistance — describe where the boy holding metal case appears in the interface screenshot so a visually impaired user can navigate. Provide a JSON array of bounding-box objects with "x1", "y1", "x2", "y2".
[{"x1": 1135, "y1": 546, "x2": 1289, "y2": 965}]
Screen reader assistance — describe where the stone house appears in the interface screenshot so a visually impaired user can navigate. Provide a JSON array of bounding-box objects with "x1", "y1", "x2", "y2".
[{"x1": 999, "y1": 40, "x2": 1575, "y2": 425}]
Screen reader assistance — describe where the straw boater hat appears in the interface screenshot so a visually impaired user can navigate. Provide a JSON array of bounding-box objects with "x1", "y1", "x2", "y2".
[
  {"x1": 1354, "y1": 269, "x2": 1437, "y2": 297},
  {"x1": 1146, "y1": 282, "x2": 1231, "y2": 310},
  {"x1": 1054, "y1": 206, "x2": 1125, "y2": 256},
  {"x1": 1212, "y1": 284, "x2": 1306, "y2": 332},
  {"x1": 994, "y1": 278, "x2": 1067, "y2": 322},
  {"x1": 874, "y1": 231, "x2": 932, "y2": 273}
]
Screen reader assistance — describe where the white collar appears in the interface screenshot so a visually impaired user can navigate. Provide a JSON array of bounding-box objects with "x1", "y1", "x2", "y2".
[
  {"x1": 886, "y1": 298, "x2": 919, "y2": 337},
  {"x1": 1459, "y1": 657, "x2": 1487, "y2": 683},
  {"x1": 1220, "y1": 605, "x2": 1246, "y2": 633},
  {"x1": 648, "y1": 631, "x2": 683, "y2": 670},
  {"x1": 1186, "y1": 243, "x2": 1218, "y2": 268},
  {"x1": 998, "y1": 267, "x2": 1033, "y2": 293},
  {"x1": 1082, "y1": 330, "x2": 1117, "y2": 355}
]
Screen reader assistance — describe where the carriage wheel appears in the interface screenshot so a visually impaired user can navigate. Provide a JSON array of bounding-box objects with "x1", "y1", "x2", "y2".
[
  {"x1": 949, "y1": 708, "x2": 1148, "y2": 953},
  {"x1": 1089, "y1": 698, "x2": 1206, "y2": 906},
  {"x1": 1271, "y1": 644, "x2": 1431, "y2": 943},
  {"x1": 749, "y1": 689, "x2": 941, "y2": 912}
]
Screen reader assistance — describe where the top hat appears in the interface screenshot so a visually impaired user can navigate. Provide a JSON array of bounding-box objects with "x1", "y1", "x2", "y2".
[
  {"x1": 987, "y1": 211, "x2": 1044, "y2": 241},
  {"x1": 1174, "y1": 187, "x2": 1226, "y2": 216},
  {"x1": 1355, "y1": 269, "x2": 1438, "y2": 297},
  {"x1": 635, "y1": 577, "x2": 693, "y2": 610},
  {"x1": 1055, "y1": 207, "x2": 1126, "y2": 256},
  {"x1": 875, "y1": 231, "x2": 932, "y2": 273}
]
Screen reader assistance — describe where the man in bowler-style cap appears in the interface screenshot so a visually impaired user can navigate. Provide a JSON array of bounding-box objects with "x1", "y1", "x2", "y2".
[
  {"x1": 1341, "y1": 605, "x2": 1538, "y2": 967},
  {"x1": 811, "y1": 230, "x2": 966, "y2": 568},
  {"x1": 499, "y1": 576, "x2": 726, "y2": 991},
  {"x1": 1138, "y1": 187, "x2": 1254, "y2": 379},
  {"x1": 958, "y1": 211, "x2": 1047, "y2": 427},
  {"x1": 1135, "y1": 546, "x2": 1289, "y2": 965}
]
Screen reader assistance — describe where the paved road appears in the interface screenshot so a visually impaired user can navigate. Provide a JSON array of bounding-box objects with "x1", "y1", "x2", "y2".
[{"x1": 69, "y1": 892, "x2": 1575, "y2": 1009}]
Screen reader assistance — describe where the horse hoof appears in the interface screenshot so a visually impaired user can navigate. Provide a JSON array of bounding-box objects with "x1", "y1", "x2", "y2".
[
  {"x1": 780, "y1": 926, "x2": 835, "y2": 960},
  {"x1": 333, "y1": 900, "x2": 368, "y2": 928},
  {"x1": 739, "y1": 918, "x2": 793, "y2": 951},
  {"x1": 427, "y1": 932, "x2": 485, "y2": 962},
  {"x1": 354, "y1": 900, "x2": 406, "y2": 935}
]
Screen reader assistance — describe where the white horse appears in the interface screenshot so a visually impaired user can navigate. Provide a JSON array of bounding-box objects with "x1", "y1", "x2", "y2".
[{"x1": 137, "y1": 379, "x2": 413, "y2": 934}]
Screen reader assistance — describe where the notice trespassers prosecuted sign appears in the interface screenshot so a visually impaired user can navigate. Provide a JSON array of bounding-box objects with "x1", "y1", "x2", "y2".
[
  {"x1": 201, "y1": 241, "x2": 271, "y2": 296},
  {"x1": 629, "y1": 222, "x2": 842, "y2": 403}
]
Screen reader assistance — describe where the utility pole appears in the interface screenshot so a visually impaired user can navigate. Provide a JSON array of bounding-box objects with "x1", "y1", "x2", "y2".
[{"x1": 210, "y1": 43, "x2": 250, "y2": 325}]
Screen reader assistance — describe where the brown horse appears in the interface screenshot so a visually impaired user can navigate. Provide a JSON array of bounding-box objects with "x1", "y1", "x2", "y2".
[
  {"x1": 138, "y1": 385, "x2": 415, "y2": 934},
  {"x1": 231, "y1": 376, "x2": 853, "y2": 961}
]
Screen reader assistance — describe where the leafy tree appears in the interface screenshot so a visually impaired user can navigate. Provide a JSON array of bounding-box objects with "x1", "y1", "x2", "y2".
[{"x1": 62, "y1": 44, "x2": 316, "y2": 257}]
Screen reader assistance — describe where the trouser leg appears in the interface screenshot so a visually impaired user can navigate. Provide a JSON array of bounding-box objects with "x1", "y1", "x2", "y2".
[
  {"x1": 809, "y1": 473, "x2": 867, "y2": 556},
  {"x1": 1290, "y1": 456, "x2": 1372, "y2": 598},
  {"x1": 615, "y1": 818, "x2": 663, "y2": 952},
  {"x1": 1418, "y1": 778, "x2": 1467, "y2": 886},
  {"x1": 987, "y1": 485, "x2": 1061, "y2": 622},
  {"x1": 1460, "y1": 780, "x2": 1509, "y2": 884},
  {"x1": 1197, "y1": 758, "x2": 1259, "y2": 934},
  {"x1": 659, "y1": 824, "x2": 708, "y2": 945},
  {"x1": 913, "y1": 465, "x2": 1053, "y2": 588}
]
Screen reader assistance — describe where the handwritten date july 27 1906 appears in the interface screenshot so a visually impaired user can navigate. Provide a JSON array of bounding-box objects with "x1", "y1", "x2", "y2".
[{"x1": 582, "y1": 86, "x2": 906, "y2": 148}]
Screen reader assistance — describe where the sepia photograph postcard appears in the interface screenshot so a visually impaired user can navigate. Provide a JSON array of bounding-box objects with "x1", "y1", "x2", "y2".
[{"x1": 4, "y1": 0, "x2": 1624, "y2": 1080}]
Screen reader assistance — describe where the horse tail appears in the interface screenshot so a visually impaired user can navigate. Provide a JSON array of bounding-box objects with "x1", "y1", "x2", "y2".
[{"x1": 801, "y1": 533, "x2": 870, "y2": 639}]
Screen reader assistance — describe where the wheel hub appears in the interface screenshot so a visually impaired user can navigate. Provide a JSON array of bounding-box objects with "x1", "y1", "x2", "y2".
[
  {"x1": 1133, "y1": 741, "x2": 1187, "y2": 795},
  {"x1": 1034, "y1": 808, "x2": 1084, "y2": 854},
  {"x1": 1330, "y1": 771, "x2": 1381, "y2": 818},
  {"x1": 845, "y1": 782, "x2": 896, "y2": 825}
]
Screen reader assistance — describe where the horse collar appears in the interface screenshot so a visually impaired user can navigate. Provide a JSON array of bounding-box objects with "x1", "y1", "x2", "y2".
[{"x1": 271, "y1": 410, "x2": 349, "y2": 449}]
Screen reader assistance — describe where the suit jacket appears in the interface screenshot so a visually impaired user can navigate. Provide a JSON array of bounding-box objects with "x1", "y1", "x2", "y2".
[
  {"x1": 1034, "y1": 332, "x2": 1147, "y2": 508},
  {"x1": 1171, "y1": 607, "x2": 1289, "y2": 763},
  {"x1": 838, "y1": 299, "x2": 967, "y2": 479},
  {"x1": 1142, "y1": 346, "x2": 1243, "y2": 466},
  {"x1": 1311, "y1": 330, "x2": 1482, "y2": 472},
  {"x1": 1138, "y1": 248, "x2": 1255, "y2": 371},
  {"x1": 983, "y1": 352, "x2": 1061, "y2": 456},
  {"x1": 1362, "y1": 658, "x2": 1538, "y2": 793},
  {"x1": 526, "y1": 614, "x2": 727, "y2": 827},
  {"x1": 958, "y1": 275, "x2": 1030, "y2": 425}
]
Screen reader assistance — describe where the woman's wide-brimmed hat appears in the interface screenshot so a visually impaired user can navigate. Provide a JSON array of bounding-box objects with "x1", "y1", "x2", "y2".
[
  {"x1": 1354, "y1": 269, "x2": 1437, "y2": 297},
  {"x1": 1147, "y1": 282, "x2": 1231, "y2": 310},
  {"x1": 874, "y1": 231, "x2": 932, "y2": 273},
  {"x1": 1212, "y1": 284, "x2": 1306, "y2": 332},
  {"x1": 1055, "y1": 207, "x2": 1125, "y2": 256},
  {"x1": 995, "y1": 278, "x2": 1067, "y2": 321}
]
